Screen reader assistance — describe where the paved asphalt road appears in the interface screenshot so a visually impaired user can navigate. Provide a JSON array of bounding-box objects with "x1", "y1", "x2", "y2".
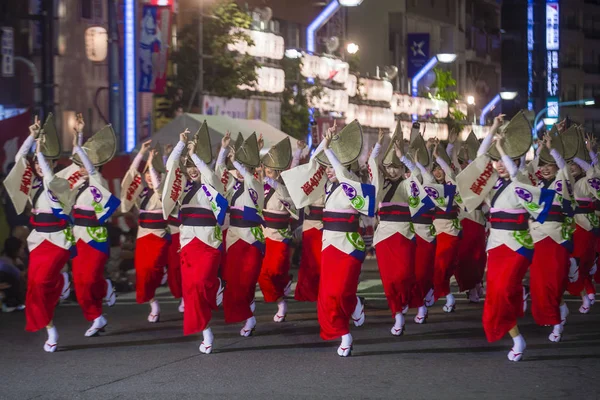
[{"x1": 1, "y1": 263, "x2": 600, "y2": 400}]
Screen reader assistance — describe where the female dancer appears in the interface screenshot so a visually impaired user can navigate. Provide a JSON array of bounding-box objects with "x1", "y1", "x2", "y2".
[
  {"x1": 407, "y1": 127, "x2": 437, "y2": 324},
  {"x1": 458, "y1": 112, "x2": 554, "y2": 361},
  {"x1": 4, "y1": 116, "x2": 73, "y2": 352},
  {"x1": 448, "y1": 131, "x2": 487, "y2": 303},
  {"x1": 162, "y1": 126, "x2": 227, "y2": 353},
  {"x1": 69, "y1": 116, "x2": 120, "y2": 337},
  {"x1": 568, "y1": 130, "x2": 600, "y2": 314},
  {"x1": 258, "y1": 137, "x2": 299, "y2": 322},
  {"x1": 220, "y1": 133, "x2": 265, "y2": 336},
  {"x1": 121, "y1": 140, "x2": 169, "y2": 323},
  {"x1": 528, "y1": 131, "x2": 573, "y2": 342},
  {"x1": 369, "y1": 126, "x2": 426, "y2": 335}
]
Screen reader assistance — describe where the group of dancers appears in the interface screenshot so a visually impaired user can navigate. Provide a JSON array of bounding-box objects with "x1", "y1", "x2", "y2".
[{"x1": 4, "y1": 110, "x2": 599, "y2": 361}]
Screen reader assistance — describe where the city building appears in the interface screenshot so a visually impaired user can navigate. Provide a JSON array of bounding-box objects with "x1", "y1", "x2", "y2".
[{"x1": 503, "y1": 0, "x2": 600, "y2": 135}]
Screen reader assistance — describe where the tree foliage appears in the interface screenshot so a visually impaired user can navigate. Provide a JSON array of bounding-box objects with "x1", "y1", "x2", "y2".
[
  {"x1": 429, "y1": 67, "x2": 466, "y2": 132},
  {"x1": 280, "y1": 57, "x2": 323, "y2": 140},
  {"x1": 169, "y1": 0, "x2": 259, "y2": 107}
]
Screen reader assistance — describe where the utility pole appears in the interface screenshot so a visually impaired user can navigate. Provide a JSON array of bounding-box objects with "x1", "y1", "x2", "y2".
[
  {"x1": 108, "y1": 0, "x2": 121, "y2": 151},
  {"x1": 41, "y1": 0, "x2": 54, "y2": 119}
]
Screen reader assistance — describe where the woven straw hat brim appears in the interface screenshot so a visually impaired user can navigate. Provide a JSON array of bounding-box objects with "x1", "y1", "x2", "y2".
[
  {"x1": 573, "y1": 127, "x2": 591, "y2": 163},
  {"x1": 262, "y1": 137, "x2": 292, "y2": 170},
  {"x1": 73, "y1": 125, "x2": 117, "y2": 167},
  {"x1": 152, "y1": 143, "x2": 167, "y2": 174},
  {"x1": 40, "y1": 113, "x2": 62, "y2": 160},
  {"x1": 409, "y1": 134, "x2": 430, "y2": 167},
  {"x1": 194, "y1": 120, "x2": 213, "y2": 165},
  {"x1": 538, "y1": 124, "x2": 565, "y2": 164},
  {"x1": 561, "y1": 125, "x2": 580, "y2": 161},
  {"x1": 315, "y1": 120, "x2": 364, "y2": 167},
  {"x1": 487, "y1": 110, "x2": 532, "y2": 160},
  {"x1": 459, "y1": 131, "x2": 479, "y2": 162},
  {"x1": 382, "y1": 121, "x2": 403, "y2": 167},
  {"x1": 436, "y1": 142, "x2": 452, "y2": 167},
  {"x1": 236, "y1": 132, "x2": 261, "y2": 168},
  {"x1": 226, "y1": 133, "x2": 245, "y2": 170}
]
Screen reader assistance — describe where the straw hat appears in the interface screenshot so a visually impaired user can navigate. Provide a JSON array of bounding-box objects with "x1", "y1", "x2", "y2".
[
  {"x1": 262, "y1": 137, "x2": 292, "y2": 170},
  {"x1": 487, "y1": 110, "x2": 532, "y2": 160},
  {"x1": 226, "y1": 133, "x2": 245, "y2": 170},
  {"x1": 191, "y1": 120, "x2": 213, "y2": 165},
  {"x1": 458, "y1": 131, "x2": 479, "y2": 163},
  {"x1": 144, "y1": 142, "x2": 167, "y2": 174},
  {"x1": 560, "y1": 125, "x2": 580, "y2": 161},
  {"x1": 236, "y1": 132, "x2": 261, "y2": 168},
  {"x1": 409, "y1": 132, "x2": 430, "y2": 167},
  {"x1": 538, "y1": 124, "x2": 566, "y2": 164},
  {"x1": 572, "y1": 126, "x2": 591, "y2": 163},
  {"x1": 382, "y1": 121, "x2": 403, "y2": 168},
  {"x1": 315, "y1": 120, "x2": 364, "y2": 167},
  {"x1": 38, "y1": 113, "x2": 62, "y2": 160},
  {"x1": 73, "y1": 124, "x2": 117, "y2": 167},
  {"x1": 435, "y1": 141, "x2": 452, "y2": 167}
]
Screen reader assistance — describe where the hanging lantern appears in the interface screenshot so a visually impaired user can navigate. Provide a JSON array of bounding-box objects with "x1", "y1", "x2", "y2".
[{"x1": 85, "y1": 26, "x2": 108, "y2": 62}]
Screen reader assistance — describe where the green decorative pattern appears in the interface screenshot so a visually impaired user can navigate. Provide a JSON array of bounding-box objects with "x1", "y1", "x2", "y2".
[
  {"x1": 346, "y1": 232, "x2": 366, "y2": 252},
  {"x1": 513, "y1": 230, "x2": 534, "y2": 250},
  {"x1": 214, "y1": 225, "x2": 223, "y2": 241},
  {"x1": 350, "y1": 195, "x2": 366, "y2": 210},
  {"x1": 87, "y1": 226, "x2": 108, "y2": 242},
  {"x1": 408, "y1": 196, "x2": 420, "y2": 208},
  {"x1": 251, "y1": 226, "x2": 265, "y2": 243}
]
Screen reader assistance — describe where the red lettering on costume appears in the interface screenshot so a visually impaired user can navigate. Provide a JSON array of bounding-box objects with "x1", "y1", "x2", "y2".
[
  {"x1": 67, "y1": 171, "x2": 83, "y2": 189},
  {"x1": 469, "y1": 161, "x2": 494, "y2": 195},
  {"x1": 301, "y1": 165, "x2": 326, "y2": 195},
  {"x1": 221, "y1": 169, "x2": 229, "y2": 186},
  {"x1": 19, "y1": 166, "x2": 33, "y2": 195},
  {"x1": 170, "y1": 168, "x2": 183, "y2": 202},
  {"x1": 528, "y1": 173, "x2": 537, "y2": 186},
  {"x1": 126, "y1": 175, "x2": 143, "y2": 201}
]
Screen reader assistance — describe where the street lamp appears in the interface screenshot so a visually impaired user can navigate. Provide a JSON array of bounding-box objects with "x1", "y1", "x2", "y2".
[
  {"x1": 410, "y1": 53, "x2": 456, "y2": 121},
  {"x1": 500, "y1": 91, "x2": 518, "y2": 100},
  {"x1": 532, "y1": 98, "x2": 596, "y2": 136},
  {"x1": 479, "y1": 90, "x2": 518, "y2": 125},
  {"x1": 411, "y1": 53, "x2": 457, "y2": 97},
  {"x1": 346, "y1": 42, "x2": 359, "y2": 54},
  {"x1": 339, "y1": 0, "x2": 364, "y2": 5},
  {"x1": 285, "y1": 49, "x2": 302, "y2": 59},
  {"x1": 307, "y1": 0, "x2": 364, "y2": 54},
  {"x1": 467, "y1": 95, "x2": 475, "y2": 105}
]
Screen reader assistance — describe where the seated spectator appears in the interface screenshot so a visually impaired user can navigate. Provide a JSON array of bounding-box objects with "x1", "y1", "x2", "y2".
[{"x1": 0, "y1": 237, "x2": 27, "y2": 312}]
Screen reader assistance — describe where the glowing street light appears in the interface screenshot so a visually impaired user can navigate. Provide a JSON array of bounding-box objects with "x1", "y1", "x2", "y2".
[
  {"x1": 339, "y1": 0, "x2": 364, "y2": 5},
  {"x1": 436, "y1": 53, "x2": 457, "y2": 63},
  {"x1": 500, "y1": 91, "x2": 518, "y2": 100},
  {"x1": 467, "y1": 95, "x2": 475, "y2": 105},
  {"x1": 480, "y1": 91, "x2": 519, "y2": 125},
  {"x1": 346, "y1": 42, "x2": 359, "y2": 54}
]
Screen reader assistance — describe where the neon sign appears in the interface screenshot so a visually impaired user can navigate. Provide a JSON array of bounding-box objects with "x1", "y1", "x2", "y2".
[
  {"x1": 546, "y1": 2, "x2": 559, "y2": 119},
  {"x1": 124, "y1": 0, "x2": 136, "y2": 153}
]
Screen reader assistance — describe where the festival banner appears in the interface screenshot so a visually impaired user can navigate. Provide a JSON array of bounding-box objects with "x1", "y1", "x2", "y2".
[
  {"x1": 139, "y1": 5, "x2": 171, "y2": 94},
  {"x1": 407, "y1": 33, "x2": 430, "y2": 79}
]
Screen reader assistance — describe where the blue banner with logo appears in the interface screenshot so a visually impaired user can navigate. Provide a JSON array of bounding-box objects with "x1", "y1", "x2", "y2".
[{"x1": 407, "y1": 33, "x2": 430, "y2": 78}]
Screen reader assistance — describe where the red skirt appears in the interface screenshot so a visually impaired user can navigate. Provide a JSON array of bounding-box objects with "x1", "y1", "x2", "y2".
[
  {"x1": 222, "y1": 240, "x2": 263, "y2": 324},
  {"x1": 25, "y1": 240, "x2": 71, "y2": 332},
  {"x1": 134, "y1": 234, "x2": 170, "y2": 304},
  {"x1": 567, "y1": 226, "x2": 597, "y2": 296},
  {"x1": 433, "y1": 232, "x2": 461, "y2": 300},
  {"x1": 258, "y1": 238, "x2": 291, "y2": 303},
  {"x1": 482, "y1": 245, "x2": 530, "y2": 342},
  {"x1": 375, "y1": 233, "x2": 416, "y2": 315},
  {"x1": 530, "y1": 237, "x2": 569, "y2": 326},
  {"x1": 409, "y1": 235, "x2": 436, "y2": 308},
  {"x1": 180, "y1": 238, "x2": 221, "y2": 335},
  {"x1": 294, "y1": 228, "x2": 322, "y2": 302},
  {"x1": 455, "y1": 219, "x2": 487, "y2": 292},
  {"x1": 317, "y1": 246, "x2": 362, "y2": 340},
  {"x1": 72, "y1": 240, "x2": 109, "y2": 321},
  {"x1": 167, "y1": 232, "x2": 182, "y2": 299}
]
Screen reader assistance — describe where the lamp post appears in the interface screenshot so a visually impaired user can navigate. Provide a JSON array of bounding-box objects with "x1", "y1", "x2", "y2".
[
  {"x1": 410, "y1": 53, "x2": 456, "y2": 121},
  {"x1": 479, "y1": 90, "x2": 519, "y2": 125},
  {"x1": 532, "y1": 98, "x2": 596, "y2": 136}
]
